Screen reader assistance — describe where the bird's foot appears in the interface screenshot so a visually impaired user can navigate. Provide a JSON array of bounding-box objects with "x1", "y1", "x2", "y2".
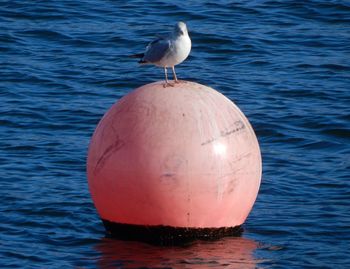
[
  {"x1": 163, "y1": 82, "x2": 174, "y2": 88},
  {"x1": 174, "y1": 79, "x2": 180, "y2": 84}
]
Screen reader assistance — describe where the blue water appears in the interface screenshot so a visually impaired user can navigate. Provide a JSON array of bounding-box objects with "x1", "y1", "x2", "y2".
[{"x1": 1, "y1": 0, "x2": 350, "y2": 268}]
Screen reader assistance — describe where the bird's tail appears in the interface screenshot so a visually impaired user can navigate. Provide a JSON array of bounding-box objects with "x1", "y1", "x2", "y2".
[
  {"x1": 128, "y1": 53, "x2": 144, "y2": 59},
  {"x1": 128, "y1": 53, "x2": 148, "y2": 64}
]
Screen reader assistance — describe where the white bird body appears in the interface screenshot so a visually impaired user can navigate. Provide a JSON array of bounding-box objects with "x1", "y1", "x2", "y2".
[
  {"x1": 131, "y1": 22, "x2": 191, "y2": 86},
  {"x1": 154, "y1": 31, "x2": 191, "y2": 68}
]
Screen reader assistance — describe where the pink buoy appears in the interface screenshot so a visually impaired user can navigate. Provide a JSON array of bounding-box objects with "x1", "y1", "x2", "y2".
[{"x1": 87, "y1": 81, "x2": 262, "y2": 243}]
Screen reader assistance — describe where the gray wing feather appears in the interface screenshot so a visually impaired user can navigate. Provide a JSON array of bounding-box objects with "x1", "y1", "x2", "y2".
[{"x1": 143, "y1": 38, "x2": 171, "y2": 63}]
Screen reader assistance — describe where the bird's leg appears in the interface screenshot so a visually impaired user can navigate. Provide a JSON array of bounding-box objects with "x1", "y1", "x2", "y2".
[
  {"x1": 172, "y1": 66, "x2": 179, "y2": 83},
  {"x1": 163, "y1": 67, "x2": 174, "y2": 87},
  {"x1": 164, "y1": 67, "x2": 169, "y2": 83}
]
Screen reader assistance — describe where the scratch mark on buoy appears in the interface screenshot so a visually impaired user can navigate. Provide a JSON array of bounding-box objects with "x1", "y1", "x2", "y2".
[
  {"x1": 201, "y1": 120, "x2": 246, "y2": 146},
  {"x1": 94, "y1": 136, "x2": 125, "y2": 175}
]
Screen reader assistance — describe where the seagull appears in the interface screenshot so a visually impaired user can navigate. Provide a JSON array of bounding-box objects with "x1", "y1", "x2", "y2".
[{"x1": 130, "y1": 22, "x2": 191, "y2": 86}]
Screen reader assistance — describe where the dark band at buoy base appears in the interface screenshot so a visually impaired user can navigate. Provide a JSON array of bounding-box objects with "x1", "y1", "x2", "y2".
[{"x1": 102, "y1": 219, "x2": 243, "y2": 245}]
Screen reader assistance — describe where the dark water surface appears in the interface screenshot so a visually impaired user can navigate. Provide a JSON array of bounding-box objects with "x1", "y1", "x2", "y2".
[{"x1": 1, "y1": 0, "x2": 350, "y2": 268}]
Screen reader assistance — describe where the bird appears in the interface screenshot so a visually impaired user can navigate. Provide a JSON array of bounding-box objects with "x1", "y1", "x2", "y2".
[{"x1": 130, "y1": 22, "x2": 191, "y2": 87}]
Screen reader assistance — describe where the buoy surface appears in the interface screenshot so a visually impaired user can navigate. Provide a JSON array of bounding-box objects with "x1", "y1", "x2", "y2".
[{"x1": 87, "y1": 81, "x2": 261, "y2": 231}]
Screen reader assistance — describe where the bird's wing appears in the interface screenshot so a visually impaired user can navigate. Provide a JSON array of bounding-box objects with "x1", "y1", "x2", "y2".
[{"x1": 143, "y1": 38, "x2": 171, "y2": 63}]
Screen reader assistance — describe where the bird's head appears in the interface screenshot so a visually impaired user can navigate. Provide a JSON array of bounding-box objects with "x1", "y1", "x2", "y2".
[{"x1": 173, "y1": 21, "x2": 188, "y2": 36}]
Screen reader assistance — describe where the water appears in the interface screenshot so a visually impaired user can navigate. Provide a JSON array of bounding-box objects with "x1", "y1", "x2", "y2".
[{"x1": 1, "y1": 0, "x2": 350, "y2": 268}]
